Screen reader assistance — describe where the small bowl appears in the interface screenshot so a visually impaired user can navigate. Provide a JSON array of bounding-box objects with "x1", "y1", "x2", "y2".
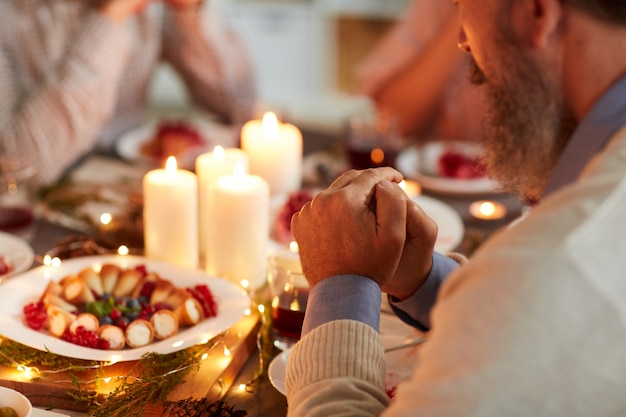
[{"x1": 0, "y1": 386, "x2": 32, "y2": 417}]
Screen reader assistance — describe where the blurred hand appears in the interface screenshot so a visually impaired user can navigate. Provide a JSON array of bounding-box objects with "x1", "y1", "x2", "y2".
[
  {"x1": 291, "y1": 168, "x2": 406, "y2": 288},
  {"x1": 381, "y1": 195, "x2": 438, "y2": 300},
  {"x1": 97, "y1": 0, "x2": 151, "y2": 22},
  {"x1": 163, "y1": 0, "x2": 204, "y2": 9}
]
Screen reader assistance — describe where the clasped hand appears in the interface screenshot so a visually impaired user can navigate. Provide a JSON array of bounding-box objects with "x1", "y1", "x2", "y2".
[{"x1": 291, "y1": 168, "x2": 438, "y2": 300}]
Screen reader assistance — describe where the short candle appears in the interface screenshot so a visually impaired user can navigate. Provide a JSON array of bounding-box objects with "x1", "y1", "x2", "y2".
[
  {"x1": 196, "y1": 146, "x2": 249, "y2": 265},
  {"x1": 206, "y1": 163, "x2": 270, "y2": 289},
  {"x1": 143, "y1": 156, "x2": 198, "y2": 268},
  {"x1": 469, "y1": 200, "x2": 507, "y2": 220},
  {"x1": 241, "y1": 112, "x2": 303, "y2": 196}
]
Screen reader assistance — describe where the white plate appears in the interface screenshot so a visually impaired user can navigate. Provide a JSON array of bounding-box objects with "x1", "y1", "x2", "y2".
[
  {"x1": 0, "y1": 255, "x2": 250, "y2": 362},
  {"x1": 0, "y1": 232, "x2": 34, "y2": 281},
  {"x1": 397, "y1": 143, "x2": 500, "y2": 195},
  {"x1": 116, "y1": 118, "x2": 238, "y2": 169},
  {"x1": 268, "y1": 315, "x2": 420, "y2": 397},
  {"x1": 412, "y1": 195, "x2": 464, "y2": 253}
]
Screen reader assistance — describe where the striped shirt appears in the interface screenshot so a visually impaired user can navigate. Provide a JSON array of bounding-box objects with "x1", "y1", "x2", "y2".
[{"x1": 0, "y1": 1, "x2": 255, "y2": 185}]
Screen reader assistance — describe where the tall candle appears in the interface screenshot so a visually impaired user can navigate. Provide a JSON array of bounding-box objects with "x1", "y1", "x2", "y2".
[
  {"x1": 206, "y1": 164, "x2": 270, "y2": 289},
  {"x1": 241, "y1": 112, "x2": 303, "y2": 196},
  {"x1": 143, "y1": 157, "x2": 198, "y2": 268},
  {"x1": 196, "y1": 146, "x2": 249, "y2": 266}
]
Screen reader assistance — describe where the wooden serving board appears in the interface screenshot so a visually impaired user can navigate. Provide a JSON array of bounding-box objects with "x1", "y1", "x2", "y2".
[{"x1": 0, "y1": 313, "x2": 261, "y2": 413}]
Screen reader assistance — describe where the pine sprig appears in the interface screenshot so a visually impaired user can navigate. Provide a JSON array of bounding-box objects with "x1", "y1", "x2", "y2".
[
  {"x1": 0, "y1": 334, "x2": 246, "y2": 417},
  {"x1": 81, "y1": 344, "x2": 214, "y2": 417}
]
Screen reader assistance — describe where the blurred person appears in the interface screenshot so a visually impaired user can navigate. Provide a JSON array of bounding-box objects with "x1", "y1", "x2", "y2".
[
  {"x1": 287, "y1": 0, "x2": 626, "y2": 415},
  {"x1": 355, "y1": 1, "x2": 484, "y2": 141},
  {"x1": 0, "y1": 0, "x2": 255, "y2": 186}
]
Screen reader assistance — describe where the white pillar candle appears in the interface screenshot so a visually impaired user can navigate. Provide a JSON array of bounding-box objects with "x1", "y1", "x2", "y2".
[
  {"x1": 206, "y1": 164, "x2": 270, "y2": 289},
  {"x1": 143, "y1": 157, "x2": 198, "y2": 268},
  {"x1": 196, "y1": 146, "x2": 249, "y2": 266},
  {"x1": 241, "y1": 112, "x2": 303, "y2": 196}
]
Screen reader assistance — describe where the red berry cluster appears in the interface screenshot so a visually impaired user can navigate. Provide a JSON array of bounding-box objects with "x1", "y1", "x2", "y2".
[
  {"x1": 437, "y1": 150, "x2": 486, "y2": 179},
  {"x1": 61, "y1": 326, "x2": 110, "y2": 349},
  {"x1": 0, "y1": 255, "x2": 13, "y2": 276},
  {"x1": 23, "y1": 301, "x2": 47, "y2": 330},
  {"x1": 189, "y1": 284, "x2": 218, "y2": 318}
]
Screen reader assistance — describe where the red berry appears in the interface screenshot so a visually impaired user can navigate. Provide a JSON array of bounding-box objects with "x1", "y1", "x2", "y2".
[{"x1": 109, "y1": 308, "x2": 122, "y2": 321}]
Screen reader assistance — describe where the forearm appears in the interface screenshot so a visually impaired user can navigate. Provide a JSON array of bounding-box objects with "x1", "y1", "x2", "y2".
[
  {"x1": 0, "y1": 12, "x2": 131, "y2": 185},
  {"x1": 162, "y1": 4, "x2": 255, "y2": 125},
  {"x1": 374, "y1": 16, "x2": 467, "y2": 136}
]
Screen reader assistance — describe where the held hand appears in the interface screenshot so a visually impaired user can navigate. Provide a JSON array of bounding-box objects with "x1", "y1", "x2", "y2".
[
  {"x1": 381, "y1": 196, "x2": 438, "y2": 300},
  {"x1": 97, "y1": 0, "x2": 151, "y2": 22},
  {"x1": 291, "y1": 168, "x2": 407, "y2": 288}
]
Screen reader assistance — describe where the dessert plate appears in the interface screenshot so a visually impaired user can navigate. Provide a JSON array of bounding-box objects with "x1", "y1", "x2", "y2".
[
  {"x1": 0, "y1": 231, "x2": 34, "y2": 282},
  {"x1": 0, "y1": 255, "x2": 250, "y2": 362},
  {"x1": 116, "y1": 118, "x2": 238, "y2": 169},
  {"x1": 397, "y1": 142, "x2": 500, "y2": 195}
]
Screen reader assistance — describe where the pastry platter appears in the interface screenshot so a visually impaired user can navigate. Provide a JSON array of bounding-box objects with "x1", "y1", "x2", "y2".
[{"x1": 0, "y1": 255, "x2": 250, "y2": 362}]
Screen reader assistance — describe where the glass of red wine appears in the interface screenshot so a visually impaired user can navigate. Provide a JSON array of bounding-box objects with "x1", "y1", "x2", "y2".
[
  {"x1": 344, "y1": 111, "x2": 403, "y2": 170},
  {"x1": 267, "y1": 250, "x2": 309, "y2": 351},
  {"x1": 0, "y1": 159, "x2": 37, "y2": 241}
]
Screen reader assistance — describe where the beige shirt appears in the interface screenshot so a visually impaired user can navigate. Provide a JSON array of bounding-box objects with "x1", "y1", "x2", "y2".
[
  {"x1": 286, "y1": 126, "x2": 626, "y2": 416},
  {"x1": 0, "y1": 1, "x2": 255, "y2": 185}
]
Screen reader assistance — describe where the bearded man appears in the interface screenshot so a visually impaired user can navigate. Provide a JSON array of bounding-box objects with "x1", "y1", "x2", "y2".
[{"x1": 286, "y1": 0, "x2": 626, "y2": 415}]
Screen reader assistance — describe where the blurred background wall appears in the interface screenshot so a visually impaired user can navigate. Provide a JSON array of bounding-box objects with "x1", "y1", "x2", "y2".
[{"x1": 148, "y1": 0, "x2": 409, "y2": 138}]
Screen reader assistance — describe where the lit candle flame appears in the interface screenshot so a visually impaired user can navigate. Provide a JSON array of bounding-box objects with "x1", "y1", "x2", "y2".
[
  {"x1": 117, "y1": 245, "x2": 129, "y2": 256},
  {"x1": 289, "y1": 241, "x2": 299, "y2": 252},
  {"x1": 100, "y1": 213, "x2": 112, "y2": 225},
  {"x1": 479, "y1": 201, "x2": 496, "y2": 217},
  {"x1": 469, "y1": 200, "x2": 507, "y2": 220},
  {"x1": 165, "y1": 156, "x2": 177, "y2": 176},
  {"x1": 262, "y1": 112, "x2": 279, "y2": 140},
  {"x1": 213, "y1": 145, "x2": 225, "y2": 161}
]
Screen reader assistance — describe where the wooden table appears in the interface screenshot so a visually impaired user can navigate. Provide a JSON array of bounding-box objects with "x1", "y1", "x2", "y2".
[{"x1": 10, "y1": 149, "x2": 521, "y2": 416}]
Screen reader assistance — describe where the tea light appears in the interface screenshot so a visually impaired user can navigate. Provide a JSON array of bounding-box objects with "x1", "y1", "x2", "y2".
[
  {"x1": 196, "y1": 146, "x2": 250, "y2": 265},
  {"x1": 399, "y1": 179, "x2": 422, "y2": 197},
  {"x1": 143, "y1": 156, "x2": 198, "y2": 268},
  {"x1": 271, "y1": 241, "x2": 302, "y2": 274},
  {"x1": 241, "y1": 112, "x2": 303, "y2": 196},
  {"x1": 469, "y1": 200, "x2": 507, "y2": 220},
  {"x1": 206, "y1": 163, "x2": 270, "y2": 289}
]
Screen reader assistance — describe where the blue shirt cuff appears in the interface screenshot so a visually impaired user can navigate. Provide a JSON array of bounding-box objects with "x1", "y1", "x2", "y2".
[
  {"x1": 388, "y1": 252, "x2": 459, "y2": 331},
  {"x1": 302, "y1": 275, "x2": 382, "y2": 336}
]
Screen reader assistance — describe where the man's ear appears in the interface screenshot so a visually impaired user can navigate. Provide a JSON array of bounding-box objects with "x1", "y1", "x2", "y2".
[{"x1": 512, "y1": 0, "x2": 563, "y2": 48}]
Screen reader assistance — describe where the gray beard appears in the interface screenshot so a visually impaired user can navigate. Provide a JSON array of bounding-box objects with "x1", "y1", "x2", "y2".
[{"x1": 468, "y1": 52, "x2": 575, "y2": 202}]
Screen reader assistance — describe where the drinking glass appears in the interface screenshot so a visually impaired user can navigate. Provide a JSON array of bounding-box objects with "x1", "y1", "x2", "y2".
[
  {"x1": 344, "y1": 112, "x2": 402, "y2": 170},
  {"x1": 0, "y1": 159, "x2": 37, "y2": 241},
  {"x1": 267, "y1": 250, "x2": 309, "y2": 350}
]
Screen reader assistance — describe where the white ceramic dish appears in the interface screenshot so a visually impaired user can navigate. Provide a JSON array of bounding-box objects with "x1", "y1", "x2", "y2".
[
  {"x1": 412, "y1": 195, "x2": 464, "y2": 253},
  {"x1": 0, "y1": 232, "x2": 35, "y2": 282},
  {"x1": 268, "y1": 316, "x2": 420, "y2": 397},
  {"x1": 115, "y1": 118, "x2": 238, "y2": 169},
  {"x1": 397, "y1": 142, "x2": 500, "y2": 195},
  {"x1": 0, "y1": 255, "x2": 250, "y2": 362},
  {"x1": 0, "y1": 386, "x2": 32, "y2": 417}
]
